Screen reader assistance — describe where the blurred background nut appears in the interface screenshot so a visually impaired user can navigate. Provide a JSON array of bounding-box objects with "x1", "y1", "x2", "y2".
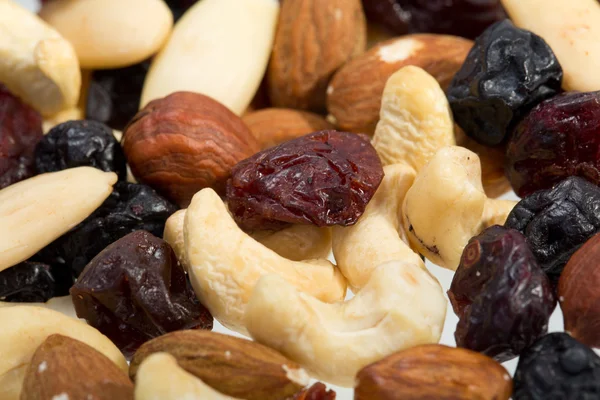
[{"x1": 122, "y1": 91, "x2": 260, "y2": 208}]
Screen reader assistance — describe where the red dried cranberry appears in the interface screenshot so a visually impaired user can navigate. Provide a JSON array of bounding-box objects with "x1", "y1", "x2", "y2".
[{"x1": 290, "y1": 383, "x2": 336, "y2": 400}]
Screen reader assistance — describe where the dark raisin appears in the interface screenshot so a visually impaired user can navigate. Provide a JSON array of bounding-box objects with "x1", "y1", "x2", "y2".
[
  {"x1": 86, "y1": 61, "x2": 150, "y2": 131},
  {"x1": 505, "y1": 176, "x2": 600, "y2": 283},
  {"x1": 70, "y1": 230, "x2": 212, "y2": 358},
  {"x1": 506, "y1": 91, "x2": 600, "y2": 197},
  {"x1": 226, "y1": 130, "x2": 384, "y2": 231},
  {"x1": 35, "y1": 120, "x2": 127, "y2": 180},
  {"x1": 0, "y1": 84, "x2": 43, "y2": 189},
  {"x1": 34, "y1": 182, "x2": 177, "y2": 278},
  {"x1": 290, "y1": 383, "x2": 336, "y2": 400},
  {"x1": 447, "y1": 20, "x2": 563, "y2": 146},
  {"x1": 448, "y1": 225, "x2": 556, "y2": 362},
  {"x1": 0, "y1": 262, "x2": 73, "y2": 303},
  {"x1": 164, "y1": 0, "x2": 198, "y2": 21},
  {"x1": 513, "y1": 333, "x2": 600, "y2": 400}
]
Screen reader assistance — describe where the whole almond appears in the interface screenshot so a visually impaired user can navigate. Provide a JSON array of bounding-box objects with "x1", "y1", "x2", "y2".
[
  {"x1": 327, "y1": 34, "x2": 473, "y2": 134},
  {"x1": 268, "y1": 0, "x2": 366, "y2": 112}
]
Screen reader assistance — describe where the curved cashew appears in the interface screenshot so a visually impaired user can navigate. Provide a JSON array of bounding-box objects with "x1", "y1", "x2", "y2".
[
  {"x1": 0, "y1": 296, "x2": 78, "y2": 320},
  {"x1": 402, "y1": 146, "x2": 516, "y2": 270},
  {"x1": 332, "y1": 164, "x2": 423, "y2": 291},
  {"x1": 135, "y1": 353, "x2": 241, "y2": 400},
  {"x1": 184, "y1": 188, "x2": 347, "y2": 334},
  {"x1": 0, "y1": 306, "x2": 127, "y2": 400},
  {"x1": 246, "y1": 261, "x2": 447, "y2": 387}
]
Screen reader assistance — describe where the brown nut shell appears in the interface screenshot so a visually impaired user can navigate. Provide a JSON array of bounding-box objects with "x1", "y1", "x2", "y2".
[{"x1": 122, "y1": 91, "x2": 260, "y2": 207}]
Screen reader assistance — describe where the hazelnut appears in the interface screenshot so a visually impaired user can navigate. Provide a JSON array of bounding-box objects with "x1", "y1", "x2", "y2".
[{"x1": 122, "y1": 92, "x2": 260, "y2": 208}]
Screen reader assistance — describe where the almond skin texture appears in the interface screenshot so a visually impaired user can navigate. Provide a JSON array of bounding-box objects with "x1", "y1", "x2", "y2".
[
  {"x1": 327, "y1": 34, "x2": 473, "y2": 134},
  {"x1": 129, "y1": 330, "x2": 309, "y2": 400},
  {"x1": 355, "y1": 344, "x2": 512, "y2": 400},
  {"x1": 21, "y1": 334, "x2": 133, "y2": 400},
  {"x1": 122, "y1": 91, "x2": 260, "y2": 208},
  {"x1": 242, "y1": 108, "x2": 335, "y2": 149},
  {"x1": 268, "y1": 0, "x2": 366, "y2": 112}
]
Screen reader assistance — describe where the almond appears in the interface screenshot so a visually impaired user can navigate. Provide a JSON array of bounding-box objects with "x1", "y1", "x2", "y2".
[{"x1": 327, "y1": 34, "x2": 473, "y2": 134}]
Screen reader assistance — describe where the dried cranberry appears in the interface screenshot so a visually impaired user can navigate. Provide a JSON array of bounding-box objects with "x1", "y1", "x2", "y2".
[
  {"x1": 0, "y1": 262, "x2": 73, "y2": 303},
  {"x1": 0, "y1": 84, "x2": 43, "y2": 189},
  {"x1": 70, "y1": 230, "x2": 212, "y2": 358},
  {"x1": 448, "y1": 225, "x2": 556, "y2": 362},
  {"x1": 290, "y1": 383, "x2": 336, "y2": 400},
  {"x1": 226, "y1": 130, "x2": 384, "y2": 231},
  {"x1": 506, "y1": 91, "x2": 600, "y2": 197}
]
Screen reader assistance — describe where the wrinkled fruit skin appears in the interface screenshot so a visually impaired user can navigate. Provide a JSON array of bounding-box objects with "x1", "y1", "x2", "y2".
[
  {"x1": 0, "y1": 262, "x2": 72, "y2": 303},
  {"x1": 447, "y1": 20, "x2": 563, "y2": 146},
  {"x1": 34, "y1": 182, "x2": 177, "y2": 278},
  {"x1": 448, "y1": 225, "x2": 556, "y2": 362},
  {"x1": 505, "y1": 176, "x2": 600, "y2": 283},
  {"x1": 290, "y1": 383, "x2": 336, "y2": 400},
  {"x1": 226, "y1": 130, "x2": 384, "y2": 231},
  {"x1": 35, "y1": 120, "x2": 127, "y2": 180},
  {"x1": 514, "y1": 333, "x2": 600, "y2": 399},
  {"x1": 506, "y1": 91, "x2": 600, "y2": 197},
  {"x1": 0, "y1": 84, "x2": 43, "y2": 189},
  {"x1": 71, "y1": 231, "x2": 212, "y2": 358}
]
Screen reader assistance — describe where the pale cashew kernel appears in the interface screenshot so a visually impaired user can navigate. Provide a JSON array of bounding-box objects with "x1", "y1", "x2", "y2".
[
  {"x1": 184, "y1": 188, "x2": 347, "y2": 334},
  {"x1": 245, "y1": 261, "x2": 447, "y2": 387},
  {"x1": 0, "y1": 296, "x2": 78, "y2": 320}
]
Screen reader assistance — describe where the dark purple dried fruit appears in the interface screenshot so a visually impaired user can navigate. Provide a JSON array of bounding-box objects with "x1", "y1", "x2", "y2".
[
  {"x1": 35, "y1": 120, "x2": 127, "y2": 180},
  {"x1": 0, "y1": 84, "x2": 43, "y2": 189},
  {"x1": 447, "y1": 20, "x2": 563, "y2": 146},
  {"x1": 226, "y1": 130, "x2": 384, "y2": 231},
  {"x1": 0, "y1": 262, "x2": 73, "y2": 303},
  {"x1": 513, "y1": 333, "x2": 600, "y2": 400},
  {"x1": 70, "y1": 230, "x2": 212, "y2": 358},
  {"x1": 448, "y1": 225, "x2": 556, "y2": 362},
  {"x1": 506, "y1": 91, "x2": 600, "y2": 198},
  {"x1": 505, "y1": 176, "x2": 600, "y2": 283}
]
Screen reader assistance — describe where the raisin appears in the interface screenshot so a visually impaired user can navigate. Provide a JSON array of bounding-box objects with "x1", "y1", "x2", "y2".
[
  {"x1": 226, "y1": 130, "x2": 384, "y2": 231},
  {"x1": 506, "y1": 91, "x2": 600, "y2": 197},
  {"x1": 448, "y1": 225, "x2": 556, "y2": 362},
  {"x1": 34, "y1": 182, "x2": 177, "y2": 278},
  {"x1": 513, "y1": 333, "x2": 600, "y2": 399},
  {"x1": 290, "y1": 383, "x2": 336, "y2": 400},
  {"x1": 505, "y1": 176, "x2": 600, "y2": 283},
  {"x1": 0, "y1": 262, "x2": 73, "y2": 303},
  {"x1": 447, "y1": 20, "x2": 563, "y2": 146},
  {"x1": 71, "y1": 231, "x2": 212, "y2": 358},
  {"x1": 35, "y1": 120, "x2": 127, "y2": 180},
  {"x1": 0, "y1": 84, "x2": 43, "y2": 189}
]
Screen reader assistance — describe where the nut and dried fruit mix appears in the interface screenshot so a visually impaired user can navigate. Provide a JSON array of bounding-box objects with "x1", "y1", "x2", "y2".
[{"x1": 2, "y1": 0, "x2": 600, "y2": 399}]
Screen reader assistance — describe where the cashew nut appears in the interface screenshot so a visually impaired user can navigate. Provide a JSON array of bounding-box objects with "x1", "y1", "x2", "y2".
[
  {"x1": 184, "y1": 188, "x2": 347, "y2": 334},
  {"x1": 332, "y1": 164, "x2": 423, "y2": 291},
  {"x1": 245, "y1": 260, "x2": 447, "y2": 387},
  {"x1": 0, "y1": 296, "x2": 78, "y2": 320},
  {"x1": 402, "y1": 146, "x2": 516, "y2": 270},
  {"x1": 0, "y1": 306, "x2": 127, "y2": 400},
  {"x1": 0, "y1": 0, "x2": 80, "y2": 116},
  {"x1": 372, "y1": 66, "x2": 456, "y2": 173},
  {"x1": 135, "y1": 353, "x2": 241, "y2": 400}
]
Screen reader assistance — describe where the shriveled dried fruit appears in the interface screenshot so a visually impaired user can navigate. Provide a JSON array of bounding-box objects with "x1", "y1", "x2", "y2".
[
  {"x1": 447, "y1": 19, "x2": 563, "y2": 146},
  {"x1": 448, "y1": 225, "x2": 556, "y2": 362},
  {"x1": 291, "y1": 383, "x2": 336, "y2": 400},
  {"x1": 514, "y1": 333, "x2": 600, "y2": 399},
  {"x1": 507, "y1": 91, "x2": 600, "y2": 197},
  {"x1": 505, "y1": 176, "x2": 600, "y2": 282},
  {"x1": 71, "y1": 231, "x2": 212, "y2": 358},
  {"x1": 227, "y1": 130, "x2": 384, "y2": 230},
  {"x1": 0, "y1": 262, "x2": 72, "y2": 303}
]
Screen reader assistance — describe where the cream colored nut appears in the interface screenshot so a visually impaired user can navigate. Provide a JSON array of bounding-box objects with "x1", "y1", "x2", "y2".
[
  {"x1": 0, "y1": 296, "x2": 78, "y2": 320},
  {"x1": 0, "y1": 167, "x2": 117, "y2": 272},
  {"x1": 184, "y1": 188, "x2": 347, "y2": 334},
  {"x1": 332, "y1": 164, "x2": 423, "y2": 291},
  {"x1": 141, "y1": 0, "x2": 279, "y2": 114},
  {"x1": 40, "y1": 0, "x2": 172, "y2": 69},
  {"x1": 0, "y1": 0, "x2": 80, "y2": 116},
  {"x1": 502, "y1": 0, "x2": 600, "y2": 92},
  {"x1": 481, "y1": 199, "x2": 517, "y2": 230},
  {"x1": 0, "y1": 306, "x2": 127, "y2": 400},
  {"x1": 42, "y1": 69, "x2": 91, "y2": 133},
  {"x1": 372, "y1": 66, "x2": 456, "y2": 173},
  {"x1": 246, "y1": 261, "x2": 447, "y2": 387}
]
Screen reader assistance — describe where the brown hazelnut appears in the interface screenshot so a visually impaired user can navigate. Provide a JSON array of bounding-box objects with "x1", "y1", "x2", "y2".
[{"x1": 122, "y1": 92, "x2": 260, "y2": 207}]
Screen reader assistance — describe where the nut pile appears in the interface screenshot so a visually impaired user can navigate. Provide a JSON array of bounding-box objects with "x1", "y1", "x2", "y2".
[{"x1": 2, "y1": 0, "x2": 600, "y2": 399}]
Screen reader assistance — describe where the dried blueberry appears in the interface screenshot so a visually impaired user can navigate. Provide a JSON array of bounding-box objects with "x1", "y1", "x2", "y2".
[
  {"x1": 448, "y1": 225, "x2": 556, "y2": 362},
  {"x1": 71, "y1": 230, "x2": 212, "y2": 358},
  {"x1": 513, "y1": 333, "x2": 600, "y2": 399},
  {"x1": 35, "y1": 120, "x2": 127, "y2": 179},
  {"x1": 447, "y1": 20, "x2": 563, "y2": 146},
  {"x1": 0, "y1": 262, "x2": 73, "y2": 303}
]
